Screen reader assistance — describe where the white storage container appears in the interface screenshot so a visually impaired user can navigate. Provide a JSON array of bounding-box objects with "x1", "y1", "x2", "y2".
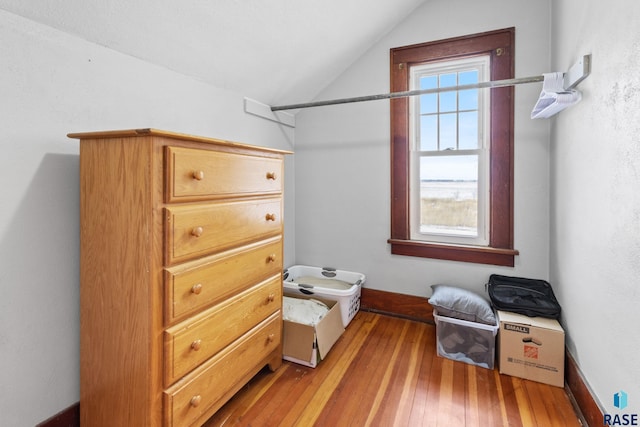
[
  {"x1": 283, "y1": 265, "x2": 365, "y2": 327},
  {"x1": 433, "y1": 309, "x2": 499, "y2": 369}
]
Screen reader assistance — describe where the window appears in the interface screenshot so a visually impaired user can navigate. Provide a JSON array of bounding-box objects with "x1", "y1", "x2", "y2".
[
  {"x1": 388, "y1": 28, "x2": 519, "y2": 266},
  {"x1": 410, "y1": 57, "x2": 490, "y2": 246}
]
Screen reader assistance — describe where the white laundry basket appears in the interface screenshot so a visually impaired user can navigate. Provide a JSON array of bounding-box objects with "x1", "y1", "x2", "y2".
[{"x1": 283, "y1": 265, "x2": 365, "y2": 327}]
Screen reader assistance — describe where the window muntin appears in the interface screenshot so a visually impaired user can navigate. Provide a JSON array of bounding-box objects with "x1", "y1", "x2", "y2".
[{"x1": 409, "y1": 57, "x2": 490, "y2": 245}]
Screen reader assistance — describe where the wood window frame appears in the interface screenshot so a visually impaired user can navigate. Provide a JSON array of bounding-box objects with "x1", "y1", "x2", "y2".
[{"x1": 388, "y1": 28, "x2": 519, "y2": 267}]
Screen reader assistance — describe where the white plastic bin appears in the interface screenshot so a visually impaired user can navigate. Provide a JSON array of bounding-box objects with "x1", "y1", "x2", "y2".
[
  {"x1": 283, "y1": 265, "x2": 365, "y2": 327},
  {"x1": 433, "y1": 309, "x2": 498, "y2": 369}
]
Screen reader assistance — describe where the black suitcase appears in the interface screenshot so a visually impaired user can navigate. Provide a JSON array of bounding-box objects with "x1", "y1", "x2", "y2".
[{"x1": 487, "y1": 274, "x2": 561, "y2": 319}]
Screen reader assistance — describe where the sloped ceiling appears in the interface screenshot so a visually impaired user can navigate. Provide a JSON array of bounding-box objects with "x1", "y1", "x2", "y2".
[{"x1": 0, "y1": 0, "x2": 427, "y2": 107}]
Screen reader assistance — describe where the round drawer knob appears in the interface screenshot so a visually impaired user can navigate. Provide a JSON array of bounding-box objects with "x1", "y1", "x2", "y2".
[
  {"x1": 191, "y1": 283, "x2": 203, "y2": 295},
  {"x1": 267, "y1": 334, "x2": 275, "y2": 343},
  {"x1": 268, "y1": 293, "x2": 275, "y2": 302},
  {"x1": 268, "y1": 253, "x2": 277, "y2": 263},
  {"x1": 190, "y1": 395, "x2": 202, "y2": 407},
  {"x1": 191, "y1": 339, "x2": 202, "y2": 351},
  {"x1": 191, "y1": 226, "x2": 204, "y2": 237},
  {"x1": 265, "y1": 213, "x2": 276, "y2": 222},
  {"x1": 192, "y1": 170, "x2": 205, "y2": 180},
  {"x1": 266, "y1": 171, "x2": 277, "y2": 180}
]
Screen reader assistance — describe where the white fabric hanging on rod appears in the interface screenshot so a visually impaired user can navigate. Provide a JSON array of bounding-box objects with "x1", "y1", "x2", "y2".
[{"x1": 530, "y1": 72, "x2": 582, "y2": 119}]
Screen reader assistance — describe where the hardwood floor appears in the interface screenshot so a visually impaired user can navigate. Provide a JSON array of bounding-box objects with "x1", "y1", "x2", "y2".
[{"x1": 204, "y1": 311, "x2": 582, "y2": 427}]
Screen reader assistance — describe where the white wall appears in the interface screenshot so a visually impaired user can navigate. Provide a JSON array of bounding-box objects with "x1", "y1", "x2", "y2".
[
  {"x1": 295, "y1": 0, "x2": 551, "y2": 297},
  {"x1": 0, "y1": 10, "x2": 295, "y2": 426},
  {"x1": 550, "y1": 0, "x2": 640, "y2": 414}
]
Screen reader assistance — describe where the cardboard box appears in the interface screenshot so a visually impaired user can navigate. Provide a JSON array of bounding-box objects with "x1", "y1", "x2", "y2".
[
  {"x1": 282, "y1": 295, "x2": 344, "y2": 368},
  {"x1": 497, "y1": 310, "x2": 565, "y2": 387}
]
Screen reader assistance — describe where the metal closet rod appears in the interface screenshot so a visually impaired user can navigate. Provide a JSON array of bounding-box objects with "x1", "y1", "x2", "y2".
[
  {"x1": 270, "y1": 75, "x2": 544, "y2": 111},
  {"x1": 270, "y1": 55, "x2": 591, "y2": 111}
]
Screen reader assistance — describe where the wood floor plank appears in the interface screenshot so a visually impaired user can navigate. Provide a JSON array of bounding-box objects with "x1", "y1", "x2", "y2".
[
  {"x1": 363, "y1": 319, "x2": 411, "y2": 425},
  {"x1": 280, "y1": 312, "x2": 379, "y2": 426},
  {"x1": 525, "y1": 379, "x2": 554, "y2": 426},
  {"x1": 474, "y1": 365, "x2": 505, "y2": 426},
  {"x1": 422, "y1": 343, "x2": 446, "y2": 425},
  {"x1": 526, "y1": 379, "x2": 582, "y2": 427},
  {"x1": 365, "y1": 319, "x2": 425, "y2": 426},
  {"x1": 236, "y1": 365, "x2": 313, "y2": 426},
  {"x1": 436, "y1": 358, "x2": 467, "y2": 426},
  {"x1": 498, "y1": 371, "x2": 524, "y2": 426},
  {"x1": 465, "y1": 364, "x2": 480, "y2": 426},
  {"x1": 204, "y1": 366, "x2": 288, "y2": 425},
  {"x1": 491, "y1": 369, "x2": 512, "y2": 427},
  {"x1": 550, "y1": 382, "x2": 583, "y2": 427},
  {"x1": 407, "y1": 324, "x2": 436, "y2": 426},
  {"x1": 436, "y1": 359, "x2": 453, "y2": 425},
  {"x1": 387, "y1": 321, "x2": 429, "y2": 426},
  {"x1": 203, "y1": 312, "x2": 581, "y2": 427},
  {"x1": 513, "y1": 376, "x2": 537, "y2": 426},
  {"x1": 315, "y1": 314, "x2": 404, "y2": 426}
]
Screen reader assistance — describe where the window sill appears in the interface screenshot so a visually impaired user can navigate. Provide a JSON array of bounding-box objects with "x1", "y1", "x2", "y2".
[{"x1": 387, "y1": 239, "x2": 518, "y2": 267}]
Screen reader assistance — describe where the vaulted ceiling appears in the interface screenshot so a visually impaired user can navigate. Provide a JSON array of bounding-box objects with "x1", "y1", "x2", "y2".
[{"x1": 0, "y1": 0, "x2": 427, "y2": 106}]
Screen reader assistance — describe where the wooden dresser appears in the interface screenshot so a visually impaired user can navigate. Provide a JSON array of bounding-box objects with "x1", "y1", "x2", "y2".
[{"x1": 70, "y1": 128, "x2": 291, "y2": 426}]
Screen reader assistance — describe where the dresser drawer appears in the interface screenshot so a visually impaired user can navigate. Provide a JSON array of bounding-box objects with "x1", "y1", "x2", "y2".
[
  {"x1": 164, "y1": 237, "x2": 282, "y2": 325},
  {"x1": 163, "y1": 312, "x2": 281, "y2": 427},
  {"x1": 165, "y1": 198, "x2": 282, "y2": 265},
  {"x1": 166, "y1": 146, "x2": 283, "y2": 203},
  {"x1": 164, "y1": 275, "x2": 282, "y2": 385}
]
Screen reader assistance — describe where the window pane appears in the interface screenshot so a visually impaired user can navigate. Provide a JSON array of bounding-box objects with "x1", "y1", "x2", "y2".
[
  {"x1": 420, "y1": 76, "x2": 437, "y2": 114},
  {"x1": 440, "y1": 91, "x2": 456, "y2": 112},
  {"x1": 459, "y1": 70, "x2": 478, "y2": 110},
  {"x1": 439, "y1": 73, "x2": 457, "y2": 113},
  {"x1": 459, "y1": 111, "x2": 478, "y2": 149},
  {"x1": 420, "y1": 154, "x2": 478, "y2": 181},
  {"x1": 439, "y1": 73, "x2": 456, "y2": 87},
  {"x1": 439, "y1": 113, "x2": 457, "y2": 150},
  {"x1": 420, "y1": 94, "x2": 437, "y2": 114},
  {"x1": 419, "y1": 155, "x2": 478, "y2": 237},
  {"x1": 459, "y1": 89, "x2": 477, "y2": 111},
  {"x1": 421, "y1": 75, "x2": 437, "y2": 89},
  {"x1": 420, "y1": 115, "x2": 437, "y2": 150},
  {"x1": 459, "y1": 70, "x2": 478, "y2": 85}
]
